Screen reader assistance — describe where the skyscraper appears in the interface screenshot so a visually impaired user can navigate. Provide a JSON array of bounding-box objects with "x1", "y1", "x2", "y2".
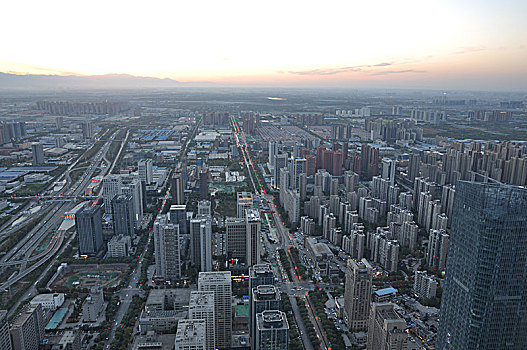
[
  {"x1": 237, "y1": 191, "x2": 253, "y2": 218},
  {"x1": 169, "y1": 204, "x2": 187, "y2": 234},
  {"x1": 255, "y1": 310, "x2": 289, "y2": 350},
  {"x1": 174, "y1": 319, "x2": 207, "y2": 350},
  {"x1": 436, "y1": 181, "x2": 527, "y2": 350},
  {"x1": 246, "y1": 209, "x2": 261, "y2": 266},
  {"x1": 102, "y1": 175, "x2": 122, "y2": 216},
  {"x1": 344, "y1": 258, "x2": 373, "y2": 330},
  {"x1": 268, "y1": 141, "x2": 278, "y2": 168},
  {"x1": 189, "y1": 291, "x2": 215, "y2": 350},
  {"x1": 0, "y1": 310, "x2": 12, "y2": 350},
  {"x1": 153, "y1": 214, "x2": 181, "y2": 282},
  {"x1": 381, "y1": 158, "x2": 397, "y2": 186},
  {"x1": 81, "y1": 121, "x2": 93, "y2": 139},
  {"x1": 111, "y1": 195, "x2": 134, "y2": 236},
  {"x1": 249, "y1": 264, "x2": 275, "y2": 295},
  {"x1": 272, "y1": 153, "x2": 288, "y2": 188},
  {"x1": 31, "y1": 143, "x2": 44, "y2": 165},
  {"x1": 407, "y1": 153, "x2": 420, "y2": 182},
  {"x1": 361, "y1": 144, "x2": 379, "y2": 180},
  {"x1": 250, "y1": 285, "x2": 281, "y2": 350},
  {"x1": 225, "y1": 217, "x2": 247, "y2": 263},
  {"x1": 75, "y1": 204, "x2": 104, "y2": 257},
  {"x1": 122, "y1": 178, "x2": 143, "y2": 225},
  {"x1": 138, "y1": 159, "x2": 153, "y2": 184},
  {"x1": 199, "y1": 168, "x2": 209, "y2": 200},
  {"x1": 171, "y1": 171, "x2": 185, "y2": 205},
  {"x1": 198, "y1": 271, "x2": 232, "y2": 349},
  {"x1": 189, "y1": 216, "x2": 213, "y2": 272},
  {"x1": 366, "y1": 303, "x2": 408, "y2": 350},
  {"x1": 10, "y1": 304, "x2": 44, "y2": 350}
]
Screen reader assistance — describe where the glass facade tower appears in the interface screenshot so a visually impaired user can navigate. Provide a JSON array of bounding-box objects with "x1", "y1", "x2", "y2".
[{"x1": 437, "y1": 181, "x2": 527, "y2": 350}]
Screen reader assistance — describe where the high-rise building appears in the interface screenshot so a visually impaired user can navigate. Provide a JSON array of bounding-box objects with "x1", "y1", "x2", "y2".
[
  {"x1": 102, "y1": 175, "x2": 122, "y2": 215},
  {"x1": 31, "y1": 143, "x2": 44, "y2": 165},
  {"x1": 122, "y1": 178, "x2": 143, "y2": 225},
  {"x1": 189, "y1": 292, "x2": 215, "y2": 350},
  {"x1": 305, "y1": 154, "x2": 316, "y2": 176},
  {"x1": 225, "y1": 217, "x2": 247, "y2": 263},
  {"x1": 75, "y1": 204, "x2": 103, "y2": 257},
  {"x1": 249, "y1": 264, "x2": 275, "y2": 293},
  {"x1": 174, "y1": 319, "x2": 206, "y2": 350},
  {"x1": 197, "y1": 200, "x2": 211, "y2": 216},
  {"x1": 291, "y1": 158, "x2": 306, "y2": 189},
  {"x1": 361, "y1": 144, "x2": 379, "y2": 180},
  {"x1": 344, "y1": 171, "x2": 359, "y2": 193},
  {"x1": 237, "y1": 191, "x2": 253, "y2": 218},
  {"x1": 138, "y1": 159, "x2": 153, "y2": 184},
  {"x1": 0, "y1": 310, "x2": 12, "y2": 350},
  {"x1": 381, "y1": 158, "x2": 397, "y2": 186},
  {"x1": 426, "y1": 229, "x2": 449, "y2": 270},
  {"x1": 107, "y1": 234, "x2": 132, "y2": 258},
  {"x1": 246, "y1": 209, "x2": 261, "y2": 266},
  {"x1": 169, "y1": 204, "x2": 187, "y2": 234},
  {"x1": 331, "y1": 150, "x2": 343, "y2": 176},
  {"x1": 189, "y1": 216, "x2": 212, "y2": 272},
  {"x1": 153, "y1": 214, "x2": 181, "y2": 282},
  {"x1": 10, "y1": 304, "x2": 44, "y2": 350},
  {"x1": 199, "y1": 168, "x2": 209, "y2": 199},
  {"x1": 272, "y1": 154, "x2": 288, "y2": 188},
  {"x1": 198, "y1": 271, "x2": 232, "y2": 349},
  {"x1": 250, "y1": 285, "x2": 281, "y2": 350},
  {"x1": 268, "y1": 141, "x2": 278, "y2": 168},
  {"x1": 111, "y1": 195, "x2": 135, "y2": 236},
  {"x1": 171, "y1": 171, "x2": 185, "y2": 205},
  {"x1": 413, "y1": 271, "x2": 437, "y2": 300},
  {"x1": 407, "y1": 153, "x2": 420, "y2": 182},
  {"x1": 55, "y1": 116, "x2": 64, "y2": 130},
  {"x1": 366, "y1": 303, "x2": 408, "y2": 350},
  {"x1": 437, "y1": 181, "x2": 527, "y2": 350},
  {"x1": 255, "y1": 310, "x2": 289, "y2": 350},
  {"x1": 81, "y1": 121, "x2": 93, "y2": 139},
  {"x1": 344, "y1": 259, "x2": 373, "y2": 330}
]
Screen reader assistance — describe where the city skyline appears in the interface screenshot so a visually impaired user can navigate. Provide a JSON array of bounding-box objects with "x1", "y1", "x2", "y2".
[{"x1": 1, "y1": 0, "x2": 526, "y2": 91}]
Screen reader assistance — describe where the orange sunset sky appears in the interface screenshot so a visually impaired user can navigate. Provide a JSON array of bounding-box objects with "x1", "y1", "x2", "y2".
[{"x1": 1, "y1": 0, "x2": 526, "y2": 90}]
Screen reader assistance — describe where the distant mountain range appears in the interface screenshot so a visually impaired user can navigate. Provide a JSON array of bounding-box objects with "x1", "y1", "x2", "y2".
[{"x1": 0, "y1": 72, "x2": 184, "y2": 90}]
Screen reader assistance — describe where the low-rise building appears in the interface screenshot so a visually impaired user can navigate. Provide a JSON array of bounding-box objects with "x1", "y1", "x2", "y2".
[
  {"x1": 107, "y1": 234, "x2": 132, "y2": 258},
  {"x1": 82, "y1": 289, "x2": 104, "y2": 322},
  {"x1": 30, "y1": 293, "x2": 65, "y2": 311}
]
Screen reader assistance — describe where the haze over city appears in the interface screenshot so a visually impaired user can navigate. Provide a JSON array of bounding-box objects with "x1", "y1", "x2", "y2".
[
  {"x1": 1, "y1": 0, "x2": 526, "y2": 91},
  {"x1": 0, "y1": 2, "x2": 526, "y2": 350}
]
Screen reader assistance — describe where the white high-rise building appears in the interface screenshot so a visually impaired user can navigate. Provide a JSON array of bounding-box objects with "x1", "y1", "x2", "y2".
[
  {"x1": 198, "y1": 271, "x2": 232, "y2": 349},
  {"x1": 174, "y1": 319, "x2": 206, "y2": 350},
  {"x1": 138, "y1": 159, "x2": 153, "y2": 184},
  {"x1": 154, "y1": 214, "x2": 181, "y2": 282},
  {"x1": 382, "y1": 158, "x2": 397, "y2": 186},
  {"x1": 189, "y1": 292, "x2": 216, "y2": 350},
  {"x1": 102, "y1": 175, "x2": 122, "y2": 215}
]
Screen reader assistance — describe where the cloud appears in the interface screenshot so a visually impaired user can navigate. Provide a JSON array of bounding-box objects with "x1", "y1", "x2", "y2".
[
  {"x1": 371, "y1": 69, "x2": 427, "y2": 76},
  {"x1": 454, "y1": 46, "x2": 487, "y2": 55},
  {"x1": 285, "y1": 62, "x2": 394, "y2": 76}
]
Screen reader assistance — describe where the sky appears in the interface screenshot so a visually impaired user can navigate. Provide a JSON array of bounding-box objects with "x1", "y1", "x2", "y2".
[{"x1": 1, "y1": 0, "x2": 526, "y2": 91}]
